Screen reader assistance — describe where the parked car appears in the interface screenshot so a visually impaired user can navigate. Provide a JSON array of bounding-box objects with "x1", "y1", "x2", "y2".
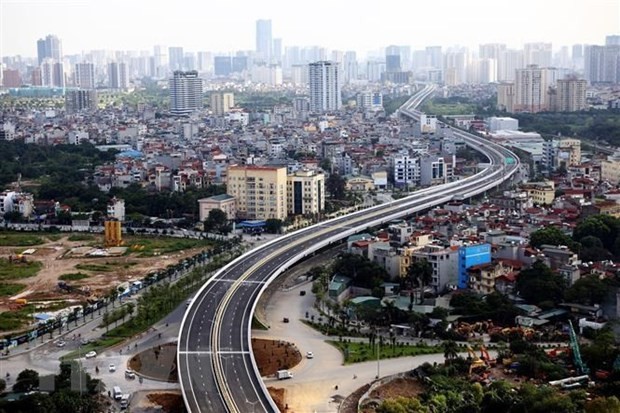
[{"x1": 85, "y1": 351, "x2": 97, "y2": 359}]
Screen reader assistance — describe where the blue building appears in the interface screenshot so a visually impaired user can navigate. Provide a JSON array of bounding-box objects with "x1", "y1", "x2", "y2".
[{"x1": 458, "y1": 244, "x2": 491, "y2": 289}]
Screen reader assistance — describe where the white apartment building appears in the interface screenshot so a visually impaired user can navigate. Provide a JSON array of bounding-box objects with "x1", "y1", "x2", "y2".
[
  {"x1": 393, "y1": 154, "x2": 420, "y2": 188},
  {"x1": 107, "y1": 197, "x2": 125, "y2": 221},
  {"x1": 286, "y1": 169, "x2": 325, "y2": 216},
  {"x1": 514, "y1": 65, "x2": 549, "y2": 113},
  {"x1": 419, "y1": 114, "x2": 437, "y2": 133},
  {"x1": 169, "y1": 70, "x2": 203, "y2": 115},
  {"x1": 308, "y1": 61, "x2": 342, "y2": 112}
]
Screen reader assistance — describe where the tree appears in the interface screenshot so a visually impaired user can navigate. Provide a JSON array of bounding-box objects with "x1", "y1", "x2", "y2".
[
  {"x1": 13, "y1": 369, "x2": 39, "y2": 392},
  {"x1": 203, "y1": 208, "x2": 231, "y2": 234},
  {"x1": 377, "y1": 397, "x2": 429, "y2": 413},
  {"x1": 586, "y1": 396, "x2": 620, "y2": 413},
  {"x1": 407, "y1": 259, "x2": 433, "y2": 304},
  {"x1": 326, "y1": 173, "x2": 346, "y2": 200},
  {"x1": 443, "y1": 340, "x2": 459, "y2": 365},
  {"x1": 529, "y1": 226, "x2": 577, "y2": 251},
  {"x1": 564, "y1": 275, "x2": 610, "y2": 305},
  {"x1": 265, "y1": 218, "x2": 283, "y2": 234},
  {"x1": 515, "y1": 261, "x2": 566, "y2": 307}
]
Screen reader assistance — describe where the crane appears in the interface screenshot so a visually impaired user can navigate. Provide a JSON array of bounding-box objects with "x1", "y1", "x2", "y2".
[{"x1": 568, "y1": 320, "x2": 590, "y2": 375}]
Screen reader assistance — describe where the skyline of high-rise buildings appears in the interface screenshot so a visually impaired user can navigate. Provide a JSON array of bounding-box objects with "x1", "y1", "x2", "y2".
[{"x1": 1, "y1": 20, "x2": 619, "y2": 94}]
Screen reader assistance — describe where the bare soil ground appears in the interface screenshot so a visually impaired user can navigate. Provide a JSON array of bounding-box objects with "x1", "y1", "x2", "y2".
[
  {"x1": 251, "y1": 337, "x2": 302, "y2": 377},
  {"x1": 268, "y1": 387, "x2": 287, "y2": 411},
  {"x1": 0, "y1": 234, "x2": 203, "y2": 317},
  {"x1": 130, "y1": 338, "x2": 301, "y2": 384},
  {"x1": 146, "y1": 392, "x2": 186, "y2": 413},
  {"x1": 129, "y1": 342, "x2": 178, "y2": 382}
]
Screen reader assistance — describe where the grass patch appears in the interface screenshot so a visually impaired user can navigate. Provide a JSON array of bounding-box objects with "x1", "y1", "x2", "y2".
[
  {"x1": 0, "y1": 258, "x2": 42, "y2": 280},
  {"x1": 0, "y1": 232, "x2": 45, "y2": 246},
  {"x1": 60, "y1": 336, "x2": 125, "y2": 361},
  {"x1": 59, "y1": 272, "x2": 89, "y2": 281},
  {"x1": 420, "y1": 101, "x2": 477, "y2": 116},
  {"x1": 45, "y1": 234, "x2": 63, "y2": 242},
  {"x1": 327, "y1": 340, "x2": 443, "y2": 364},
  {"x1": 75, "y1": 261, "x2": 137, "y2": 273},
  {"x1": 252, "y1": 315, "x2": 268, "y2": 330},
  {"x1": 0, "y1": 305, "x2": 36, "y2": 332},
  {"x1": 67, "y1": 234, "x2": 96, "y2": 242},
  {"x1": 125, "y1": 236, "x2": 213, "y2": 257},
  {"x1": 0, "y1": 282, "x2": 25, "y2": 297}
]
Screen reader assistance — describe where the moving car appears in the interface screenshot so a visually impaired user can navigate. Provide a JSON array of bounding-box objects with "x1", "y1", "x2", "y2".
[
  {"x1": 85, "y1": 350, "x2": 97, "y2": 358},
  {"x1": 124, "y1": 369, "x2": 136, "y2": 379},
  {"x1": 109, "y1": 363, "x2": 116, "y2": 372},
  {"x1": 55, "y1": 341, "x2": 66, "y2": 348},
  {"x1": 306, "y1": 351, "x2": 314, "y2": 359}
]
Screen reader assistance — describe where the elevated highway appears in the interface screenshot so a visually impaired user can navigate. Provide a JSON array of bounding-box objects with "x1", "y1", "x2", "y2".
[{"x1": 178, "y1": 84, "x2": 520, "y2": 412}]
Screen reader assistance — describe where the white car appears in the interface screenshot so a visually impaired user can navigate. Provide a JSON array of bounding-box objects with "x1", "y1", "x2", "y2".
[
  {"x1": 55, "y1": 341, "x2": 66, "y2": 348},
  {"x1": 85, "y1": 350, "x2": 97, "y2": 359},
  {"x1": 306, "y1": 351, "x2": 314, "y2": 359},
  {"x1": 109, "y1": 363, "x2": 116, "y2": 372},
  {"x1": 124, "y1": 369, "x2": 136, "y2": 379}
]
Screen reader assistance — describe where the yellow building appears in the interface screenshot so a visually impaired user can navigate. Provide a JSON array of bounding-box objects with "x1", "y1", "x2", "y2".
[
  {"x1": 521, "y1": 181, "x2": 555, "y2": 205},
  {"x1": 557, "y1": 138, "x2": 581, "y2": 167},
  {"x1": 228, "y1": 165, "x2": 287, "y2": 220},
  {"x1": 104, "y1": 220, "x2": 122, "y2": 247},
  {"x1": 601, "y1": 153, "x2": 620, "y2": 184},
  {"x1": 345, "y1": 176, "x2": 375, "y2": 192},
  {"x1": 198, "y1": 194, "x2": 237, "y2": 221},
  {"x1": 287, "y1": 170, "x2": 325, "y2": 216},
  {"x1": 210, "y1": 92, "x2": 235, "y2": 116}
]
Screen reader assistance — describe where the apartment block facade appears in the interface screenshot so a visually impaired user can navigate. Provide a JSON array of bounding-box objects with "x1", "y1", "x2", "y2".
[{"x1": 228, "y1": 165, "x2": 287, "y2": 220}]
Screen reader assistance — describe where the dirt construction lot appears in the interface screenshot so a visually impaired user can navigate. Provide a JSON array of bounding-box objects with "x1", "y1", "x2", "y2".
[{"x1": 0, "y1": 232, "x2": 211, "y2": 332}]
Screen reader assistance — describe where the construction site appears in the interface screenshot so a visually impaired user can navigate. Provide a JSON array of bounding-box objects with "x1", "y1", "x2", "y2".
[{"x1": 0, "y1": 228, "x2": 214, "y2": 336}]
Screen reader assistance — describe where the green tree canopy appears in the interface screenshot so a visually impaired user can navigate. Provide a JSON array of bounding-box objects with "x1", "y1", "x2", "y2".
[
  {"x1": 515, "y1": 261, "x2": 566, "y2": 307},
  {"x1": 564, "y1": 275, "x2": 610, "y2": 305},
  {"x1": 529, "y1": 226, "x2": 577, "y2": 251},
  {"x1": 203, "y1": 208, "x2": 231, "y2": 234}
]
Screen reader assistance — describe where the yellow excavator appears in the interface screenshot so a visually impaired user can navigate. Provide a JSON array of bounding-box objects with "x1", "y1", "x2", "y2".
[{"x1": 467, "y1": 345, "x2": 488, "y2": 375}]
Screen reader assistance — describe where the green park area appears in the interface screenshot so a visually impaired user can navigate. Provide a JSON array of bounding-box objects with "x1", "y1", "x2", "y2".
[
  {"x1": 125, "y1": 236, "x2": 214, "y2": 257},
  {"x1": 0, "y1": 258, "x2": 42, "y2": 280},
  {"x1": 328, "y1": 339, "x2": 442, "y2": 364},
  {"x1": 0, "y1": 233, "x2": 45, "y2": 247}
]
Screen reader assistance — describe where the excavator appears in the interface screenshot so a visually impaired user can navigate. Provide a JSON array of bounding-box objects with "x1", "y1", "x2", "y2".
[
  {"x1": 480, "y1": 345, "x2": 496, "y2": 367},
  {"x1": 467, "y1": 345, "x2": 488, "y2": 375}
]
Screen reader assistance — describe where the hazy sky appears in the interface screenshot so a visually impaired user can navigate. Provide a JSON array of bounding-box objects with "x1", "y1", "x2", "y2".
[{"x1": 2, "y1": 0, "x2": 619, "y2": 57}]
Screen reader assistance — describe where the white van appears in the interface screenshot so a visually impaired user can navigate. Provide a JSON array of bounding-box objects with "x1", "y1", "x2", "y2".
[
  {"x1": 112, "y1": 386, "x2": 122, "y2": 400},
  {"x1": 120, "y1": 394, "x2": 130, "y2": 409}
]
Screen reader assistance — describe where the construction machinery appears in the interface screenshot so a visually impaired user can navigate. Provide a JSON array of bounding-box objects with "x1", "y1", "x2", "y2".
[
  {"x1": 568, "y1": 320, "x2": 590, "y2": 375},
  {"x1": 467, "y1": 345, "x2": 488, "y2": 375},
  {"x1": 479, "y1": 345, "x2": 496, "y2": 367}
]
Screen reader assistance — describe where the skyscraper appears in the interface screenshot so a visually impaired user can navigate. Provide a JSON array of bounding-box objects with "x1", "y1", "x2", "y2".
[
  {"x1": 308, "y1": 61, "x2": 342, "y2": 113},
  {"x1": 41, "y1": 59, "x2": 65, "y2": 88},
  {"x1": 524, "y1": 42, "x2": 552, "y2": 67},
  {"x1": 386, "y1": 45, "x2": 401, "y2": 73},
  {"x1": 555, "y1": 78, "x2": 587, "y2": 112},
  {"x1": 169, "y1": 71, "x2": 203, "y2": 115},
  {"x1": 256, "y1": 19, "x2": 272, "y2": 63},
  {"x1": 37, "y1": 34, "x2": 62, "y2": 65},
  {"x1": 169, "y1": 47, "x2": 184, "y2": 71},
  {"x1": 514, "y1": 65, "x2": 549, "y2": 113},
  {"x1": 65, "y1": 89, "x2": 97, "y2": 114},
  {"x1": 74, "y1": 63, "x2": 95, "y2": 89},
  {"x1": 108, "y1": 62, "x2": 129, "y2": 90}
]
